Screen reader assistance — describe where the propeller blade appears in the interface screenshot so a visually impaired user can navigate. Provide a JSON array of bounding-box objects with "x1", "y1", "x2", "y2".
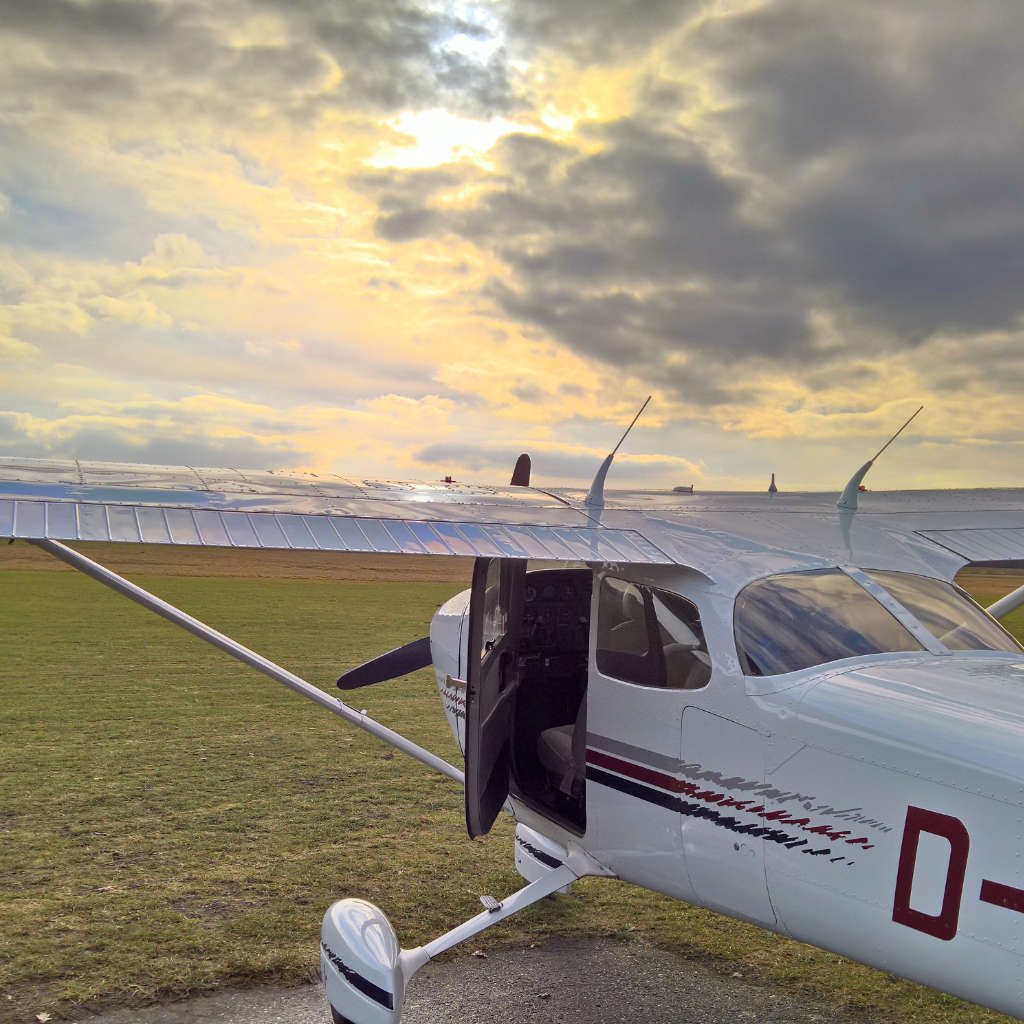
[{"x1": 337, "y1": 636, "x2": 432, "y2": 690}]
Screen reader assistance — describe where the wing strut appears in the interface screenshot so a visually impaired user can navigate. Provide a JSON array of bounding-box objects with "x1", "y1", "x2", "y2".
[
  {"x1": 27, "y1": 539, "x2": 464, "y2": 786},
  {"x1": 986, "y1": 581, "x2": 1024, "y2": 621}
]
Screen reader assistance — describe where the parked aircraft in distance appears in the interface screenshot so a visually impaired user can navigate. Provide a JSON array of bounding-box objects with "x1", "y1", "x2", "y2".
[{"x1": 3, "y1": 410, "x2": 1024, "y2": 1022}]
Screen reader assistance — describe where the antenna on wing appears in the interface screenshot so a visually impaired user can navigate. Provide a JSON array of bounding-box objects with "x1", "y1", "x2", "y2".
[
  {"x1": 510, "y1": 453, "x2": 531, "y2": 487},
  {"x1": 837, "y1": 405, "x2": 923, "y2": 511},
  {"x1": 585, "y1": 395, "x2": 652, "y2": 509}
]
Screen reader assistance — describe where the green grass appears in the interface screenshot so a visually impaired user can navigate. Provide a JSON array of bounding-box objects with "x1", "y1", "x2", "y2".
[{"x1": 0, "y1": 563, "x2": 1019, "y2": 1024}]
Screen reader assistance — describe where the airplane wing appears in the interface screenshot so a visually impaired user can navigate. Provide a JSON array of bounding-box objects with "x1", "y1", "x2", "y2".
[
  {"x1": 575, "y1": 486, "x2": 1024, "y2": 578},
  {"x1": 0, "y1": 456, "x2": 671, "y2": 565},
  {"x1": 3, "y1": 456, "x2": 1024, "y2": 584},
  {"x1": 577, "y1": 485, "x2": 1024, "y2": 616}
]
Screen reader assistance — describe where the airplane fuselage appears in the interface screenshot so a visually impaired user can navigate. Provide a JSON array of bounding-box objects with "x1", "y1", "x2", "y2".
[{"x1": 432, "y1": 562, "x2": 1024, "y2": 1017}]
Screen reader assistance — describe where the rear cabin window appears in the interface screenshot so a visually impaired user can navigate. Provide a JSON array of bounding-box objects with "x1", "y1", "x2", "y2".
[
  {"x1": 865, "y1": 570, "x2": 1023, "y2": 654},
  {"x1": 596, "y1": 577, "x2": 712, "y2": 689},
  {"x1": 734, "y1": 569, "x2": 925, "y2": 676}
]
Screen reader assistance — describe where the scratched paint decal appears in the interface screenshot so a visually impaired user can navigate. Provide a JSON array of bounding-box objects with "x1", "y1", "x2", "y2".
[
  {"x1": 587, "y1": 749, "x2": 888, "y2": 865},
  {"x1": 441, "y1": 684, "x2": 466, "y2": 720},
  {"x1": 677, "y1": 761, "x2": 893, "y2": 835}
]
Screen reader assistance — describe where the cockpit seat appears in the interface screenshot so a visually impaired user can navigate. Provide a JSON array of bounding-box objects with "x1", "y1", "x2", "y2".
[{"x1": 536, "y1": 695, "x2": 587, "y2": 797}]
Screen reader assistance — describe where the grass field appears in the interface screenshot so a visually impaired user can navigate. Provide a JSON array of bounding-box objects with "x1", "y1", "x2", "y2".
[{"x1": 1, "y1": 544, "x2": 1022, "y2": 1024}]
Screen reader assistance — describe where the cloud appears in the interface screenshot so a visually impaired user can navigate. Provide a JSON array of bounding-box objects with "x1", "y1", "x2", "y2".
[
  {"x1": 501, "y1": 0, "x2": 701, "y2": 64},
  {"x1": 0, "y1": 413, "x2": 312, "y2": 469},
  {"x1": 244, "y1": 337, "x2": 302, "y2": 358},
  {"x1": 1, "y1": 0, "x2": 521, "y2": 126},
  {"x1": 2, "y1": 0, "x2": 1024, "y2": 490},
  {"x1": 697, "y1": 0, "x2": 1024, "y2": 341},
  {"x1": 0, "y1": 334, "x2": 39, "y2": 360},
  {"x1": 0, "y1": 127, "x2": 251, "y2": 265},
  {"x1": 143, "y1": 234, "x2": 208, "y2": 270},
  {"x1": 414, "y1": 440, "x2": 700, "y2": 485},
  {"x1": 353, "y1": 117, "x2": 811, "y2": 402}
]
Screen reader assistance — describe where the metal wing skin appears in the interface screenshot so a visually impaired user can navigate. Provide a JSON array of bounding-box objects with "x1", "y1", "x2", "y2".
[
  {"x1": 4, "y1": 457, "x2": 1024, "y2": 586},
  {"x1": 0, "y1": 457, "x2": 670, "y2": 566}
]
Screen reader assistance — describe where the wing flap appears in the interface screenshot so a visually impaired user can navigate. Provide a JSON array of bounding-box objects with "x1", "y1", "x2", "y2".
[{"x1": 917, "y1": 528, "x2": 1024, "y2": 565}]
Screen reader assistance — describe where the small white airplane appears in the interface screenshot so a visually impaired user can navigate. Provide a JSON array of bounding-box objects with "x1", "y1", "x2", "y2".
[{"x1": 3, "y1": 409, "x2": 1024, "y2": 1023}]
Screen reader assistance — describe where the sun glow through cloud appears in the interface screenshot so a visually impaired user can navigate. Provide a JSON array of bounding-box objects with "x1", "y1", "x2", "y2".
[{"x1": 369, "y1": 109, "x2": 535, "y2": 169}]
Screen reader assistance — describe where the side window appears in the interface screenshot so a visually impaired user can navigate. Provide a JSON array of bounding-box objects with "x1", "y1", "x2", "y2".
[
  {"x1": 651, "y1": 589, "x2": 712, "y2": 690},
  {"x1": 596, "y1": 577, "x2": 712, "y2": 690},
  {"x1": 596, "y1": 577, "x2": 658, "y2": 684}
]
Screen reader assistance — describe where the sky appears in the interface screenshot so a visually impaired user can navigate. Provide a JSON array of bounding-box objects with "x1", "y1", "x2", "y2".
[{"x1": 2, "y1": 0, "x2": 1023, "y2": 492}]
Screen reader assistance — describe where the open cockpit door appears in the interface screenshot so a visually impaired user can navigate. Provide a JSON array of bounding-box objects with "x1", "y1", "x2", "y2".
[{"x1": 465, "y1": 558, "x2": 526, "y2": 838}]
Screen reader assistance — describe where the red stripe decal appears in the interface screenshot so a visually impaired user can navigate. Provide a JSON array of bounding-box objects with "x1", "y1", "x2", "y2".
[
  {"x1": 586, "y1": 748, "x2": 693, "y2": 794},
  {"x1": 980, "y1": 879, "x2": 1024, "y2": 914}
]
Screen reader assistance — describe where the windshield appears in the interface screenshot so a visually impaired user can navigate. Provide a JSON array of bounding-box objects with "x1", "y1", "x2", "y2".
[
  {"x1": 865, "y1": 570, "x2": 1023, "y2": 653},
  {"x1": 735, "y1": 569, "x2": 925, "y2": 676}
]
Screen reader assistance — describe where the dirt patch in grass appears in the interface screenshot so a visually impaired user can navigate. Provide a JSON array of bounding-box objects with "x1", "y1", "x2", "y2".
[{"x1": 955, "y1": 566, "x2": 1024, "y2": 600}]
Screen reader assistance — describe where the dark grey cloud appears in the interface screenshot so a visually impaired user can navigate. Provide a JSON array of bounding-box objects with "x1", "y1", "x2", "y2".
[
  {"x1": 356, "y1": 166, "x2": 473, "y2": 242},
  {"x1": 788, "y1": 155, "x2": 1024, "y2": 339},
  {"x1": 2, "y1": 0, "x2": 198, "y2": 48},
  {"x1": 502, "y1": 0, "x2": 702, "y2": 65},
  {"x1": 1, "y1": 0, "x2": 521, "y2": 126},
  {"x1": 699, "y1": 0, "x2": 1024, "y2": 341},
  {"x1": 376, "y1": 207, "x2": 442, "y2": 242},
  {"x1": 302, "y1": 0, "x2": 516, "y2": 116},
  {"x1": 350, "y1": 0, "x2": 1024, "y2": 409},
  {"x1": 355, "y1": 118, "x2": 811, "y2": 397}
]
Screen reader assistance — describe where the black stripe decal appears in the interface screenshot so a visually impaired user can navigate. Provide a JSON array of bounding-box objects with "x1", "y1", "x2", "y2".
[
  {"x1": 320, "y1": 942, "x2": 394, "y2": 1010},
  {"x1": 587, "y1": 765, "x2": 678, "y2": 811},
  {"x1": 515, "y1": 835, "x2": 562, "y2": 870}
]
